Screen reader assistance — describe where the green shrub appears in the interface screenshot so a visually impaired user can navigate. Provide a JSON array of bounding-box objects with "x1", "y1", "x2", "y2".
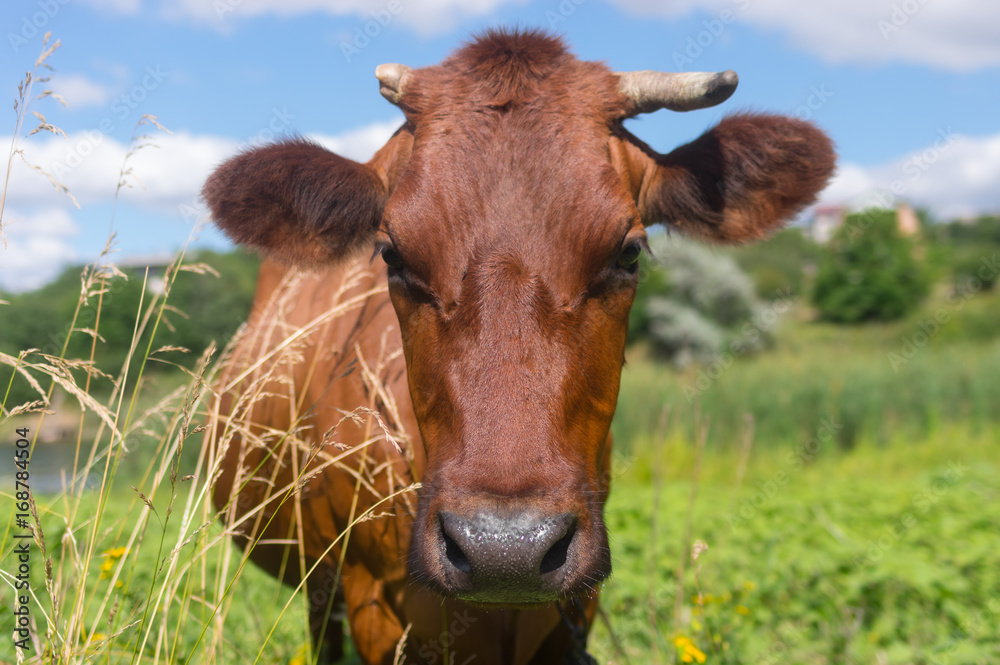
[
  {"x1": 729, "y1": 227, "x2": 816, "y2": 300},
  {"x1": 952, "y1": 249, "x2": 999, "y2": 293},
  {"x1": 0, "y1": 250, "x2": 258, "y2": 409},
  {"x1": 811, "y1": 209, "x2": 931, "y2": 323},
  {"x1": 631, "y1": 235, "x2": 773, "y2": 365}
]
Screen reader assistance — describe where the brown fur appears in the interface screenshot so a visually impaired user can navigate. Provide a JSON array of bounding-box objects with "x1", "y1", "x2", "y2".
[
  {"x1": 621, "y1": 112, "x2": 836, "y2": 242},
  {"x1": 204, "y1": 28, "x2": 835, "y2": 665},
  {"x1": 202, "y1": 138, "x2": 387, "y2": 266}
]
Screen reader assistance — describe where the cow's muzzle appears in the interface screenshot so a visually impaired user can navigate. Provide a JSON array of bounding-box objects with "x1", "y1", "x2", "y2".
[{"x1": 411, "y1": 504, "x2": 607, "y2": 605}]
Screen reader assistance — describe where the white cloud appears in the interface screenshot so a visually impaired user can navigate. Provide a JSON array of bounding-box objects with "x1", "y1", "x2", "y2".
[
  {"x1": 612, "y1": 0, "x2": 1000, "y2": 71},
  {"x1": 0, "y1": 208, "x2": 80, "y2": 292},
  {"x1": 0, "y1": 117, "x2": 402, "y2": 291},
  {"x1": 79, "y1": 0, "x2": 141, "y2": 13},
  {"x1": 313, "y1": 118, "x2": 401, "y2": 162},
  {"x1": 2, "y1": 117, "x2": 402, "y2": 218},
  {"x1": 49, "y1": 73, "x2": 115, "y2": 109},
  {"x1": 155, "y1": 0, "x2": 527, "y2": 37},
  {"x1": 818, "y1": 129, "x2": 1000, "y2": 220},
  {"x1": 5, "y1": 117, "x2": 997, "y2": 242}
]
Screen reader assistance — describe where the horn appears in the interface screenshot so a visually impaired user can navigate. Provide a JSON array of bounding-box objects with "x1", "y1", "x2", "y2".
[
  {"x1": 375, "y1": 63, "x2": 413, "y2": 106},
  {"x1": 616, "y1": 70, "x2": 739, "y2": 115}
]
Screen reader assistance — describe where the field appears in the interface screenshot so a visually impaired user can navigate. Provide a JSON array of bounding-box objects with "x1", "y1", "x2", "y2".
[{"x1": 3, "y1": 283, "x2": 999, "y2": 664}]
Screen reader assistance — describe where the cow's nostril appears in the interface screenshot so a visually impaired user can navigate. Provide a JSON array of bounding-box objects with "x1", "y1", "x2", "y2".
[
  {"x1": 443, "y1": 528, "x2": 472, "y2": 575},
  {"x1": 434, "y1": 510, "x2": 581, "y2": 602},
  {"x1": 539, "y1": 526, "x2": 574, "y2": 575}
]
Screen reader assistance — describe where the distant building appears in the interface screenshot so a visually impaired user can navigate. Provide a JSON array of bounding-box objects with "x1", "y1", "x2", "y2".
[
  {"x1": 116, "y1": 253, "x2": 174, "y2": 294},
  {"x1": 895, "y1": 204, "x2": 921, "y2": 237},
  {"x1": 808, "y1": 204, "x2": 921, "y2": 243},
  {"x1": 810, "y1": 206, "x2": 846, "y2": 244}
]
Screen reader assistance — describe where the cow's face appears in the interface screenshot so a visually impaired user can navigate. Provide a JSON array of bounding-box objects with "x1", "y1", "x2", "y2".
[
  {"x1": 381, "y1": 97, "x2": 643, "y2": 602},
  {"x1": 203, "y1": 30, "x2": 835, "y2": 605}
]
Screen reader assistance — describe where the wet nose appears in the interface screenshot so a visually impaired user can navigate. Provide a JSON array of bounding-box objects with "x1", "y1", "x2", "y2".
[{"x1": 437, "y1": 510, "x2": 577, "y2": 604}]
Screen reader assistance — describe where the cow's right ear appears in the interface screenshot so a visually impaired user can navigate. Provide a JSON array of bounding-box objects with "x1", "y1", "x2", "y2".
[{"x1": 202, "y1": 129, "x2": 412, "y2": 266}]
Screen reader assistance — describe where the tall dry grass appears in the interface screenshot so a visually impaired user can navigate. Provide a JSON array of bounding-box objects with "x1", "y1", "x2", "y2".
[{"x1": 0, "y1": 35, "x2": 419, "y2": 665}]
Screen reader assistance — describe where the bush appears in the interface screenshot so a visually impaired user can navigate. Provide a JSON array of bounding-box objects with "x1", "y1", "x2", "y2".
[
  {"x1": 729, "y1": 227, "x2": 816, "y2": 300},
  {"x1": 0, "y1": 249, "x2": 258, "y2": 408},
  {"x1": 952, "y1": 249, "x2": 999, "y2": 293},
  {"x1": 631, "y1": 235, "x2": 772, "y2": 365},
  {"x1": 940, "y1": 214, "x2": 1000, "y2": 246},
  {"x1": 811, "y1": 209, "x2": 930, "y2": 323}
]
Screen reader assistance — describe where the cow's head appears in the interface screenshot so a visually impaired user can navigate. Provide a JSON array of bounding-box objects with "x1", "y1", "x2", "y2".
[{"x1": 203, "y1": 29, "x2": 834, "y2": 605}]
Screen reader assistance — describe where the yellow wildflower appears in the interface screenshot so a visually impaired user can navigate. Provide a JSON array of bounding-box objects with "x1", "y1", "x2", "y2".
[
  {"x1": 735, "y1": 604, "x2": 751, "y2": 616},
  {"x1": 673, "y1": 635, "x2": 707, "y2": 664},
  {"x1": 99, "y1": 546, "x2": 127, "y2": 580},
  {"x1": 288, "y1": 643, "x2": 310, "y2": 665}
]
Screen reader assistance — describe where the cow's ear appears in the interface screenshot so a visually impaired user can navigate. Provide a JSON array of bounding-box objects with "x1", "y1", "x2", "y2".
[
  {"x1": 623, "y1": 113, "x2": 835, "y2": 243},
  {"x1": 203, "y1": 130, "x2": 412, "y2": 266}
]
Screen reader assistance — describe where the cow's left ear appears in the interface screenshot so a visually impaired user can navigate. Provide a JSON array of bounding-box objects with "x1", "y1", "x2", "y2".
[
  {"x1": 620, "y1": 113, "x2": 835, "y2": 243},
  {"x1": 203, "y1": 128, "x2": 412, "y2": 266}
]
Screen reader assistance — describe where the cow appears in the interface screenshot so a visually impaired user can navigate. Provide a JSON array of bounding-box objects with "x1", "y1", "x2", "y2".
[{"x1": 202, "y1": 28, "x2": 835, "y2": 665}]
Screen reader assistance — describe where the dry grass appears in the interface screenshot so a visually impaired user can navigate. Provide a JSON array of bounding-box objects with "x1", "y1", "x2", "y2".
[{"x1": 0, "y1": 36, "x2": 420, "y2": 665}]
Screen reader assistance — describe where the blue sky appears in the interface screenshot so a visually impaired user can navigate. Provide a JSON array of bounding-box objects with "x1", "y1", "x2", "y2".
[{"x1": 1, "y1": 0, "x2": 999, "y2": 291}]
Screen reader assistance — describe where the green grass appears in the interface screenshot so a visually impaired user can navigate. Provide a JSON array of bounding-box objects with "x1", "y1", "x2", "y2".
[
  {"x1": 7, "y1": 423, "x2": 996, "y2": 664},
  {"x1": 613, "y1": 286, "x2": 1000, "y2": 459},
  {"x1": 591, "y1": 426, "x2": 1000, "y2": 665},
  {"x1": 5, "y1": 283, "x2": 999, "y2": 664},
  {"x1": 1, "y1": 488, "x2": 317, "y2": 664}
]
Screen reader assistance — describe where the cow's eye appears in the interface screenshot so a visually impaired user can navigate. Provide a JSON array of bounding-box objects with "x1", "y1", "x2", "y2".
[
  {"x1": 380, "y1": 245, "x2": 404, "y2": 271},
  {"x1": 615, "y1": 242, "x2": 642, "y2": 270}
]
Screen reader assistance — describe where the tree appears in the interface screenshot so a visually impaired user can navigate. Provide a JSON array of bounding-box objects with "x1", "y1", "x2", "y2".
[
  {"x1": 0, "y1": 249, "x2": 259, "y2": 410},
  {"x1": 811, "y1": 209, "x2": 930, "y2": 323},
  {"x1": 729, "y1": 227, "x2": 817, "y2": 300}
]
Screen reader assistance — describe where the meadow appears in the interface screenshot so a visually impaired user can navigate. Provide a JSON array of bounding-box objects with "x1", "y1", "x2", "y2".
[{"x1": 3, "y1": 285, "x2": 998, "y2": 664}]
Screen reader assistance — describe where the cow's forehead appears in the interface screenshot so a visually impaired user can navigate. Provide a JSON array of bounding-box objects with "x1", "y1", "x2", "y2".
[
  {"x1": 376, "y1": 30, "x2": 640, "y2": 296},
  {"x1": 383, "y1": 112, "x2": 638, "y2": 289}
]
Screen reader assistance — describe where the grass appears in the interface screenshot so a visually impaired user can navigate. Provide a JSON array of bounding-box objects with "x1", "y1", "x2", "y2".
[
  {"x1": 2, "y1": 39, "x2": 329, "y2": 663},
  {"x1": 613, "y1": 284, "x2": 1000, "y2": 460},
  {"x1": 590, "y1": 426, "x2": 1000, "y2": 665},
  {"x1": 1, "y1": 484, "x2": 329, "y2": 664}
]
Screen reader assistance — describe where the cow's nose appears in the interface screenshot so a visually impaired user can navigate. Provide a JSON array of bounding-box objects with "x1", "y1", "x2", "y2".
[{"x1": 437, "y1": 510, "x2": 577, "y2": 603}]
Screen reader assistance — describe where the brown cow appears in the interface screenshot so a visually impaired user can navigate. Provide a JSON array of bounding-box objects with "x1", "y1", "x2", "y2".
[{"x1": 203, "y1": 29, "x2": 834, "y2": 665}]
